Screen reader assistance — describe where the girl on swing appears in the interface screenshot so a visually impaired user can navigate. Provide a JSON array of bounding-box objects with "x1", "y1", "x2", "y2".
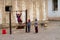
[
  {"x1": 16, "y1": 12, "x2": 22, "y2": 24},
  {"x1": 16, "y1": 11, "x2": 22, "y2": 29}
]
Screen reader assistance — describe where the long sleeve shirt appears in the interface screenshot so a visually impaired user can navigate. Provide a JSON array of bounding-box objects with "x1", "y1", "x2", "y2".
[
  {"x1": 34, "y1": 21, "x2": 38, "y2": 27},
  {"x1": 27, "y1": 22, "x2": 31, "y2": 27},
  {"x1": 16, "y1": 14, "x2": 22, "y2": 22}
]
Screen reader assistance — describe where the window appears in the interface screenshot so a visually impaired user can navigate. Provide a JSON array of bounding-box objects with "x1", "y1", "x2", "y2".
[{"x1": 52, "y1": 0, "x2": 58, "y2": 11}]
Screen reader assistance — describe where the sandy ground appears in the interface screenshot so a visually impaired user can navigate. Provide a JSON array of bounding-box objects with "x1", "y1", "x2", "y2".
[{"x1": 0, "y1": 21, "x2": 60, "y2": 40}]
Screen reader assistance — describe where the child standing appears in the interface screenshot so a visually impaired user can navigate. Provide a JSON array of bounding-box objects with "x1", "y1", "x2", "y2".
[
  {"x1": 27, "y1": 19, "x2": 31, "y2": 32},
  {"x1": 34, "y1": 19, "x2": 38, "y2": 33}
]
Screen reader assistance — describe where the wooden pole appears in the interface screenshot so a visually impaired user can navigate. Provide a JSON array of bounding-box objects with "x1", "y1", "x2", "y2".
[
  {"x1": 9, "y1": 6, "x2": 12, "y2": 34},
  {"x1": 25, "y1": 10, "x2": 27, "y2": 32}
]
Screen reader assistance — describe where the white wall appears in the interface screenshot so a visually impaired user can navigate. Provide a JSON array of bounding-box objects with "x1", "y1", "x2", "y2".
[
  {"x1": 58, "y1": 0, "x2": 60, "y2": 17},
  {"x1": 48, "y1": 0, "x2": 60, "y2": 17}
]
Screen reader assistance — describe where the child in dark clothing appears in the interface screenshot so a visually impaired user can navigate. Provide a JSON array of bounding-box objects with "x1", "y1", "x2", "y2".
[
  {"x1": 27, "y1": 19, "x2": 31, "y2": 32},
  {"x1": 34, "y1": 19, "x2": 38, "y2": 33}
]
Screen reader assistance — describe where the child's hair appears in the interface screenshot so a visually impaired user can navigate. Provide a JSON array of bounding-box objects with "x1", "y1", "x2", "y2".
[
  {"x1": 35, "y1": 19, "x2": 37, "y2": 21},
  {"x1": 28, "y1": 19, "x2": 30, "y2": 22}
]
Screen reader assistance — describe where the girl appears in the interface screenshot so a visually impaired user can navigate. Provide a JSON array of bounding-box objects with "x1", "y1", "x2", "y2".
[
  {"x1": 27, "y1": 19, "x2": 31, "y2": 32},
  {"x1": 16, "y1": 12, "x2": 22, "y2": 29},
  {"x1": 16, "y1": 13, "x2": 22, "y2": 24},
  {"x1": 34, "y1": 19, "x2": 38, "y2": 33}
]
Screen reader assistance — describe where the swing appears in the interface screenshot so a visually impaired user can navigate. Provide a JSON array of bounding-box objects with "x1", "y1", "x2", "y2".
[{"x1": 16, "y1": 11, "x2": 26, "y2": 29}]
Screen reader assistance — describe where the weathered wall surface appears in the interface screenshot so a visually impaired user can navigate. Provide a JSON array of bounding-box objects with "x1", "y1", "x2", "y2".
[{"x1": 0, "y1": 0, "x2": 48, "y2": 27}]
